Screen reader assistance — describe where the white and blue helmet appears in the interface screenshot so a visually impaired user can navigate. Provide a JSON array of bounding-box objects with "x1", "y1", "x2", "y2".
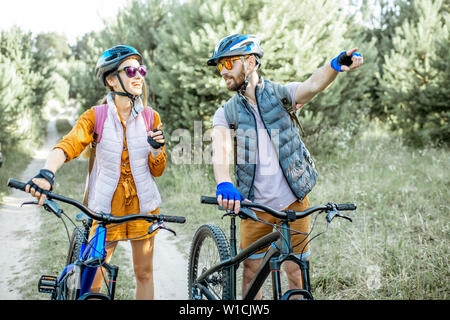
[
  {"x1": 95, "y1": 45, "x2": 142, "y2": 86},
  {"x1": 207, "y1": 34, "x2": 264, "y2": 66}
]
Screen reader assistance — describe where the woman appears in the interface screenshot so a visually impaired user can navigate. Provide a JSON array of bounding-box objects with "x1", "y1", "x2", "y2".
[{"x1": 25, "y1": 45, "x2": 166, "y2": 299}]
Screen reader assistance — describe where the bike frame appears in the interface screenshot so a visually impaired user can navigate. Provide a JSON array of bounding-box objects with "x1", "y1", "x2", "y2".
[
  {"x1": 57, "y1": 222, "x2": 118, "y2": 300},
  {"x1": 195, "y1": 217, "x2": 313, "y2": 300}
]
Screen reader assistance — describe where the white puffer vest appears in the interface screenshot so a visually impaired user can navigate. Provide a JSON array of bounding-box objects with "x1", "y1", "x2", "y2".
[{"x1": 87, "y1": 96, "x2": 161, "y2": 214}]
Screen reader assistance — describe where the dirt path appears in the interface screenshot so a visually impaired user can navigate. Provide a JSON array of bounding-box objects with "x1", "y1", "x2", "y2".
[
  {"x1": 120, "y1": 230, "x2": 188, "y2": 299},
  {"x1": 153, "y1": 231, "x2": 188, "y2": 299},
  {"x1": 0, "y1": 121, "x2": 58, "y2": 299},
  {"x1": 0, "y1": 120, "x2": 188, "y2": 300}
]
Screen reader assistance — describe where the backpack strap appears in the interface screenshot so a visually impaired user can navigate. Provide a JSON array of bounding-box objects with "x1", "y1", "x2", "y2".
[
  {"x1": 93, "y1": 104, "x2": 109, "y2": 145},
  {"x1": 83, "y1": 105, "x2": 107, "y2": 206},
  {"x1": 142, "y1": 106, "x2": 155, "y2": 132},
  {"x1": 222, "y1": 95, "x2": 240, "y2": 183},
  {"x1": 222, "y1": 94, "x2": 239, "y2": 130},
  {"x1": 272, "y1": 82, "x2": 304, "y2": 135},
  {"x1": 94, "y1": 104, "x2": 154, "y2": 143},
  {"x1": 87, "y1": 104, "x2": 108, "y2": 175}
]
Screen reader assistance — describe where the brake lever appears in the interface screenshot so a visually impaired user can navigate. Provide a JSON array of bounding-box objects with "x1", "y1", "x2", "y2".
[
  {"x1": 221, "y1": 210, "x2": 236, "y2": 219},
  {"x1": 221, "y1": 207, "x2": 258, "y2": 222},
  {"x1": 326, "y1": 209, "x2": 352, "y2": 223},
  {"x1": 21, "y1": 201, "x2": 39, "y2": 207},
  {"x1": 21, "y1": 199, "x2": 63, "y2": 218},
  {"x1": 337, "y1": 213, "x2": 353, "y2": 223},
  {"x1": 162, "y1": 226, "x2": 177, "y2": 236},
  {"x1": 148, "y1": 221, "x2": 177, "y2": 236}
]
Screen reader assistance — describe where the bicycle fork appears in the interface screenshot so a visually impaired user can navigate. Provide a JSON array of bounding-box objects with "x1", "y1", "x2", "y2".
[
  {"x1": 269, "y1": 257, "x2": 312, "y2": 300},
  {"x1": 270, "y1": 222, "x2": 313, "y2": 300},
  {"x1": 79, "y1": 224, "x2": 119, "y2": 299}
]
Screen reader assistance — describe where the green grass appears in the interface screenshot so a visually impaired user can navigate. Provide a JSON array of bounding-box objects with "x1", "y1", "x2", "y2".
[
  {"x1": 157, "y1": 124, "x2": 449, "y2": 300},
  {"x1": 304, "y1": 125, "x2": 449, "y2": 299},
  {"x1": 157, "y1": 163, "x2": 230, "y2": 242},
  {"x1": 24, "y1": 123, "x2": 449, "y2": 300},
  {"x1": 0, "y1": 147, "x2": 33, "y2": 202}
]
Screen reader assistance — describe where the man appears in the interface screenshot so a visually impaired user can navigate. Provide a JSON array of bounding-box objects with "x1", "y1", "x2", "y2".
[{"x1": 209, "y1": 34, "x2": 363, "y2": 298}]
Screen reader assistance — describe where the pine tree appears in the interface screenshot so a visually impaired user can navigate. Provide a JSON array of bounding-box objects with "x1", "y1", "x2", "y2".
[
  {"x1": 0, "y1": 27, "x2": 47, "y2": 149},
  {"x1": 377, "y1": 0, "x2": 449, "y2": 146},
  {"x1": 32, "y1": 32, "x2": 71, "y2": 105},
  {"x1": 150, "y1": 0, "x2": 379, "y2": 143},
  {"x1": 62, "y1": 0, "x2": 381, "y2": 153},
  {"x1": 65, "y1": 0, "x2": 170, "y2": 113},
  {"x1": 151, "y1": 0, "x2": 264, "y2": 133},
  {"x1": 63, "y1": 32, "x2": 106, "y2": 112},
  {"x1": 256, "y1": 0, "x2": 379, "y2": 152}
]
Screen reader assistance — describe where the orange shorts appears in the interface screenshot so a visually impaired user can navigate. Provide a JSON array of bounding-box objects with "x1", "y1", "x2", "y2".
[
  {"x1": 239, "y1": 197, "x2": 311, "y2": 260},
  {"x1": 89, "y1": 175, "x2": 159, "y2": 243}
]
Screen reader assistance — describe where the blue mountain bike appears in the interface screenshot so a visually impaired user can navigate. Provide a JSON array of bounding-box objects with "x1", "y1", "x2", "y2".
[{"x1": 7, "y1": 178, "x2": 185, "y2": 300}]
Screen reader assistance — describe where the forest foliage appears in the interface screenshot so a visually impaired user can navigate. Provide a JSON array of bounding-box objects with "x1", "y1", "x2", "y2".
[{"x1": 0, "y1": 0, "x2": 448, "y2": 154}]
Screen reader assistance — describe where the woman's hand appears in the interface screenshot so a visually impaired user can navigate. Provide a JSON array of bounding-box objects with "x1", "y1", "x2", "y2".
[
  {"x1": 25, "y1": 169, "x2": 54, "y2": 206},
  {"x1": 148, "y1": 123, "x2": 165, "y2": 151}
]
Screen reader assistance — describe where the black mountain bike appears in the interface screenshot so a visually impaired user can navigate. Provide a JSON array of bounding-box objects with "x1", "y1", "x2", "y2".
[
  {"x1": 188, "y1": 196, "x2": 356, "y2": 300},
  {"x1": 7, "y1": 178, "x2": 185, "y2": 300}
]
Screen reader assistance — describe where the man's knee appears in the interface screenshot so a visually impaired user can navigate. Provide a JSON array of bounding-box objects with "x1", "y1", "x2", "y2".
[
  {"x1": 283, "y1": 261, "x2": 301, "y2": 275},
  {"x1": 283, "y1": 261, "x2": 304, "y2": 289}
]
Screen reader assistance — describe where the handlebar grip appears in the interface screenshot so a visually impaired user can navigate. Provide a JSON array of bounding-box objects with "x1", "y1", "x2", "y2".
[
  {"x1": 7, "y1": 178, "x2": 27, "y2": 191},
  {"x1": 201, "y1": 196, "x2": 218, "y2": 205},
  {"x1": 160, "y1": 215, "x2": 186, "y2": 224},
  {"x1": 336, "y1": 203, "x2": 357, "y2": 211}
]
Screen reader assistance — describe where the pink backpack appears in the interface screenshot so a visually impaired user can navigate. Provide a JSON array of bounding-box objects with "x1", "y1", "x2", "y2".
[{"x1": 93, "y1": 104, "x2": 155, "y2": 143}]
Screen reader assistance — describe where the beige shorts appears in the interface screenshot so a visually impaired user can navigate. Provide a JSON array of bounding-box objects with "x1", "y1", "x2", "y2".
[{"x1": 239, "y1": 197, "x2": 311, "y2": 260}]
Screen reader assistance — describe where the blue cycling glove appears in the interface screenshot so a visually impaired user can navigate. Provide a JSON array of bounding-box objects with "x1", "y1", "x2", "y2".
[
  {"x1": 331, "y1": 51, "x2": 362, "y2": 72},
  {"x1": 216, "y1": 182, "x2": 244, "y2": 201}
]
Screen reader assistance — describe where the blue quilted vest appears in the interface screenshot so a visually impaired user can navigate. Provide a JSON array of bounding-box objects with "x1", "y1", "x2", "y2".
[{"x1": 223, "y1": 78, "x2": 317, "y2": 202}]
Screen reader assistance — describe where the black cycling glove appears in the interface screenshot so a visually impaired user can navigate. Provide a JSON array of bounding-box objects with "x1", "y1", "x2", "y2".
[
  {"x1": 27, "y1": 169, "x2": 55, "y2": 193},
  {"x1": 147, "y1": 129, "x2": 165, "y2": 149}
]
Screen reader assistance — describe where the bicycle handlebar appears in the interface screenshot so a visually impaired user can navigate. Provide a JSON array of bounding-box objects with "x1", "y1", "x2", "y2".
[
  {"x1": 8, "y1": 178, "x2": 186, "y2": 225},
  {"x1": 335, "y1": 203, "x2": 357, "y2": 211},
  {"x1": 200, "y1": 195, "x2": 356, "y2": 221}
]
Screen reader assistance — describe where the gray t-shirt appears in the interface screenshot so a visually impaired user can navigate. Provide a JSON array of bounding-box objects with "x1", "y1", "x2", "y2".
[{"x1": 213, "y1": 82, "x2": 301, "y2": 211}]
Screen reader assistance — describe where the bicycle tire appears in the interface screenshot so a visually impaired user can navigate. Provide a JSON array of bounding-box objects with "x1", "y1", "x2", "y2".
[
  {"x1": 66, "y1": 226, "x2": 85, "y2": 265},
  {"x1": 59, "y1": 225, "x2": 93, "y2": 300},
  {"x1": 188, "y1": 224, "x2": 232, "y2": 300}
]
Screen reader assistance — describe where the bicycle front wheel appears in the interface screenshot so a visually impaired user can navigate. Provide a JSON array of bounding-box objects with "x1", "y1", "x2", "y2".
[
  {"x1": 188, "y1": 224, "x2": 232, "y2": 300},
  {"x1": 58, "y1": 226, "x2": 86, "y2": 300},
  {"x1": 66, "y1": 226, "x2": 86, "y2": 265}
]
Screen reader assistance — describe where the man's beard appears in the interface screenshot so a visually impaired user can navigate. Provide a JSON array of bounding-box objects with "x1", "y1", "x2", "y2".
[{"x1": 224, "y1": 70, "x2": 245, "y2": 91}]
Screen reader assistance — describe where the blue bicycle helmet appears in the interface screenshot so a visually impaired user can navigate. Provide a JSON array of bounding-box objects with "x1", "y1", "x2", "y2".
[
  {"x1": 207, "y1": 34, "x2": 264, "y2": 66},
  {"x1": 95, "y1": 45, "x2": 143, "y2": 86}
]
